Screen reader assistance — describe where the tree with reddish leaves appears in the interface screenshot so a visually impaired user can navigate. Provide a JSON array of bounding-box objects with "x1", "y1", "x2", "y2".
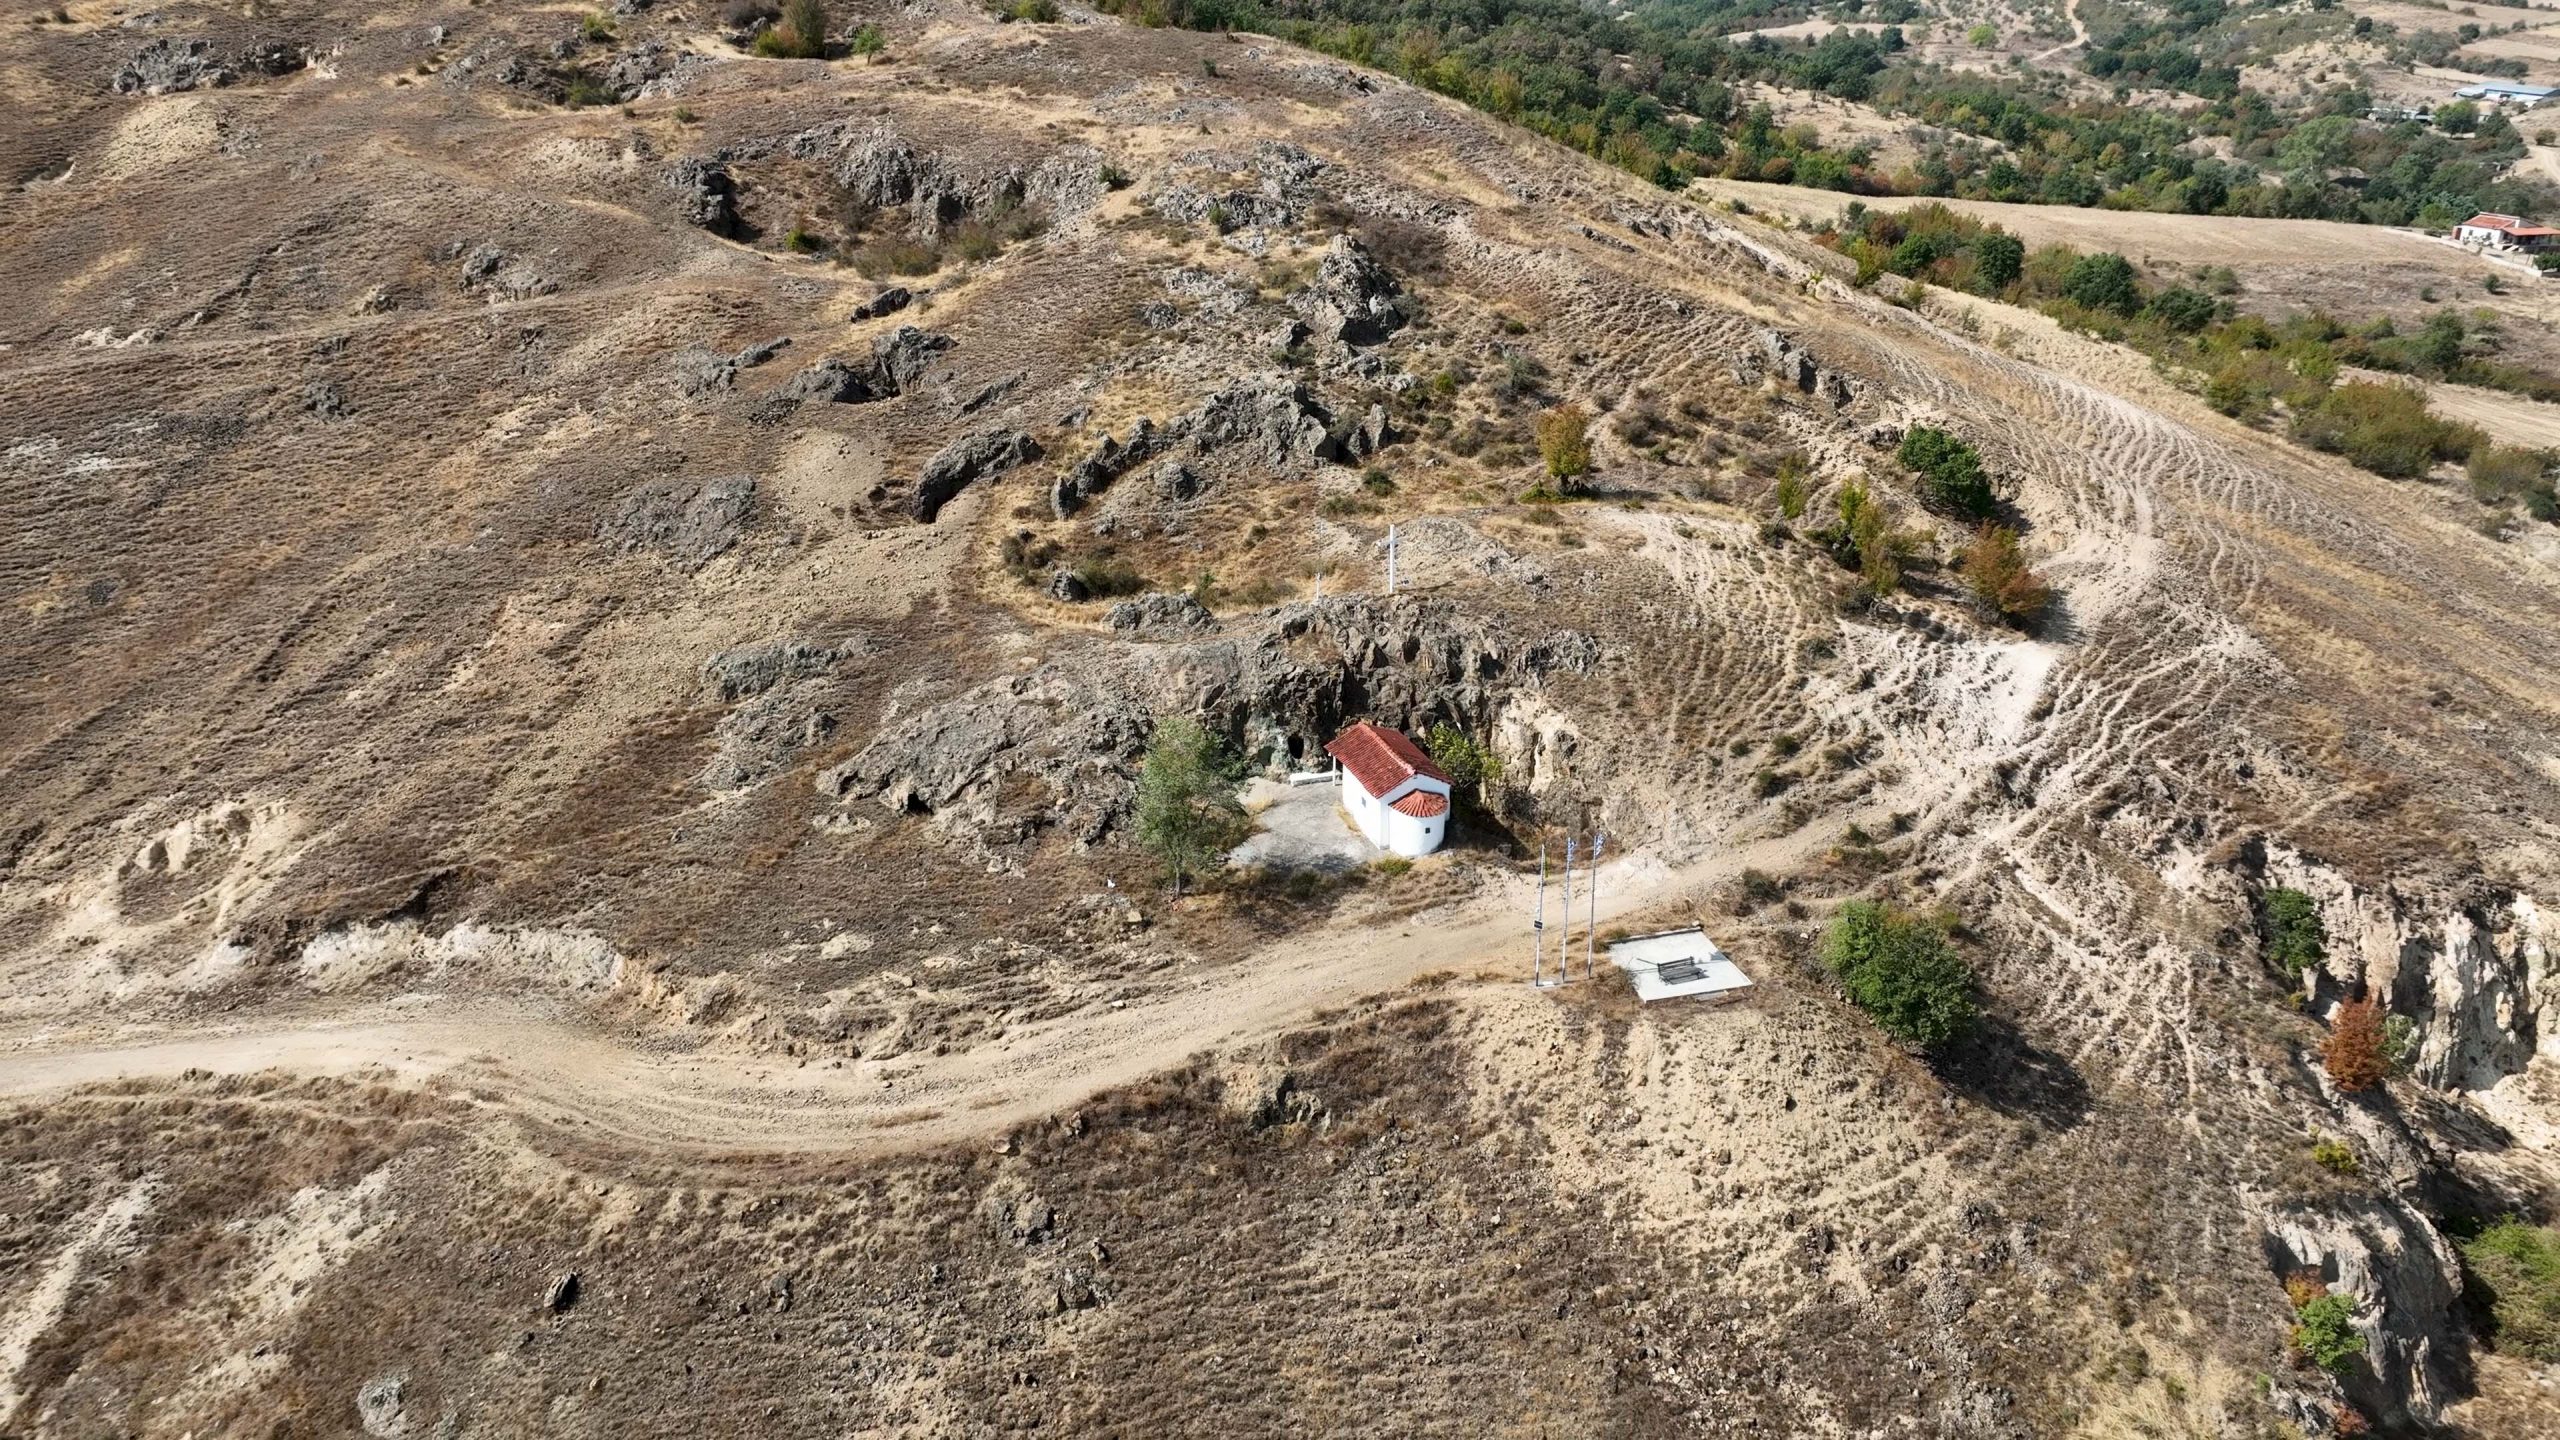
[{"x1": 2326, "y1": 997, "x2": 2390, "y2": 1093}]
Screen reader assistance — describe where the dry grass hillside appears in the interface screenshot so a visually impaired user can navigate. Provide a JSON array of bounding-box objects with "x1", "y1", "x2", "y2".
[{"x1": 3, "y1": 2, "x2": 2559, "y2": 1436}]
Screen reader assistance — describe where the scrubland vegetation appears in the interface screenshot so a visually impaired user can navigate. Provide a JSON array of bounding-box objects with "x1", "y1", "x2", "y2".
[
  {"x1": 1811, "y1": 203, "x2": 2560, "y2": 511},
  {"x1": 1105, "y1": 0, "x2": 2557, "y2": 227}
]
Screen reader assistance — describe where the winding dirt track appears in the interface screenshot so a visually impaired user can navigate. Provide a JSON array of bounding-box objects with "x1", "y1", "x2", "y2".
[{"x1": 0, "y1": 830, "x2": 1838, "y2": 1157}]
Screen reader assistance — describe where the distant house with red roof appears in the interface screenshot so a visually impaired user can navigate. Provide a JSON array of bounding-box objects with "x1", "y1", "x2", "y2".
[
  {"x1": 1323, "y1": 720, "x2": 1452, "y2": 858},
  {"x1": 2452, "y1": 212, "x2": 2560, "y2": 252}
]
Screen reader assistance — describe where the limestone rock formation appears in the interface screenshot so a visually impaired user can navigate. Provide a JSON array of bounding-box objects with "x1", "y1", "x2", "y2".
[
  {"x1": 913, "y1": 428, "x2": 1040, "y2": 522},
  {"x1": 1295, "y1": 236, "x2": 1408, "y2": 346},
  {"x1": 598, "y1": 475, "x2": 756, "y2": 569}
]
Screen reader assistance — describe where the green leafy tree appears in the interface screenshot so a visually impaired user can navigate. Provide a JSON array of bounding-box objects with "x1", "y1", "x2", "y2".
[
  {"x1": 1820, "y1": 901, "x2": 1979, "y2": 1049},
  {"x1": 1536, "y1": 403, "x2": 1593, "y2": 484},
  {"x1": 2263, "y1": 889, "x2": 2326, "y2": 975},
  {"x1": 849, "y1": 22, "x2": 885, "y2": 57},
  {"x1": 1972, "y1": 233, "x2": 2023, "y2": 293},
  {"x1": 2061, "y1": 252, "x2": 2142, "y2": 316},
  {"x1": 1135, "y1": 716, "x2": 1246, "y2": 896},
  {"x1": 1773, "y1": 453, "x2": 1809, "y2": 519},
  {"x1": 2291, "y1": 1292, "x2": 2366, "y2": 1374},
  {"x1": 1423, "y1": 723, "x2": 1503, "y2": 802},
  {"x1": 1897, "y1": 425, "x2": 1998, "y2": 518}
]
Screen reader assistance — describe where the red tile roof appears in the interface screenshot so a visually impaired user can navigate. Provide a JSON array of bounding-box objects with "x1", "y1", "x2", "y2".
[
  {"x1": 1389, "y1": 789, "x2": 1449, "y2": 818},
  {"x1": 2463, "y1": 212, "x2": 2524, "y2": 229},
  {"x1": 1325, "y1": 720, "x2": 1449, "y2": 799}
]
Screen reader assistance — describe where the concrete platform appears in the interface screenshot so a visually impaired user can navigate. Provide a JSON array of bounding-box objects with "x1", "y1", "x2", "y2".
[
  {"x1": 1228, "y1": 776, "x2": 1374, "y2": 875},
  {"x1": 1608, "y1": 927, "x2": 1752, "y2": 1004}
]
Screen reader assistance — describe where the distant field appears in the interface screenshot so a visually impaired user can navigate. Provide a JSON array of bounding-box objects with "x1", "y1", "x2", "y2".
[
  {"x1": 1692, "y1": 178, "x2": 2477, "y2": 268},
  {"x1": 1692, "y1": 176, "x2": 2560, "y2": 387}
]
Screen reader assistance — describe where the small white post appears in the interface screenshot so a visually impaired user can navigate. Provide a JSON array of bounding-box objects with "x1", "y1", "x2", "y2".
[
  {"x1": 1532, "y1": 838, "x2": 1548, "y2": 987},
  {"x1": 1586, "y1": 832, "x2": 1604, "y2": 980},
  {"x1": 1385, "y1": 524, "x2": 1398, "y2": 595},
  {"x1": 1561, "y1": 838, "x2": 1576, "y2": 985}
]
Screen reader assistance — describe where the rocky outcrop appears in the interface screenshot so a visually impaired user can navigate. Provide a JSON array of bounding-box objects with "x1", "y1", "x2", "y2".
[
  {"x1": 1186, "y1": 373, "x2": 1336, "y2": 470},
  {"x1": 1052, "y1": 375, "x2": 1337, "y2": 518},
  {"x1": 703, "y1": 639, "x2": 840, "y2": 702},
  {"x1": 759, "y1": 326, "x2": 952, "y2": 417},
  {"x1": 913, "y1": 428, "x2": 1039, "y2": 522},
  {"x1": 2255, "y1": 849, "x2": 2557, "y2": 1095},
  {"x1": 2263, "y1": 1201, "x2": 2469, "y2": 1430},
  {"x1": 1338, "y1": 402, "x2": 1393, "y2": 462},
  {"x1": 1146, "y1": 141, "x2": 1327, "y2": 237},
  {"x1": 1736, "y1": 329, "x2": 1857, "y2": 409},
  {"x1": 1105, "y1": 593, "x2": 1219, "y2": 639},
  {"x1": 668, "y1": 157, "x2": 744, "y2": 239},
  {"x1": 697, "y1": 638, "x2": 855, "y2": 792},
  {"x1": 816, "y1": 596, "x2": 1595, "y2": 857},
  {"x1": 851, "y1": 287, "x2": 912, "y2": 321},
  {"x1": 1052, "y1": 418, "x2": 1175, "y2": 519},
  {"x1": 598, "y1": 476, "x2": 756, "y2": 569},
  {"x1": 113, "y1": 38, "x2": 308, "y2": 96},
  {"x1": 674, "y1": 336, "x2": 789, "y2": 396},
  {"x1": 1295, "y1": 236, "x2": 1408, "y2": 346},
  {"x1": 873, "y1": 325, "x2": 955, "y2": 394}
]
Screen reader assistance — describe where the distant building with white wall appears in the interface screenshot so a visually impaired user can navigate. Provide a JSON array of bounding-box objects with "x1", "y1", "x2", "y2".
[{"x1": 1324, "y1": 721, "x2": 1451, "y2": 858}]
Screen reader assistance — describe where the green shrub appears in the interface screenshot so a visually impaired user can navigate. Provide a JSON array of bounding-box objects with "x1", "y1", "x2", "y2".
[
  {"x1": 1773, "y1": 453, "x2": 1808, "y2": 519},
  {"x1": 562, "y1": 72, "x2": 616, "y2": 108},
  {"x1": 2263, "y1": 888, "x2": 2325, "y2": 976},
  {"x1": 2291, "y1": 1292, "x2": 2365, "y2": 1374},
  {"x1": 754, "y1": 0, "x2": 829, "y2": 57},
  {"x1": 1973, "y1": 233, "x2": 2023, "y2": 292},
  {"x1": 2382, "y1": 1013, "x2": 2421, "y2": 1075},
  {"x1": 1898, "y1": 425, "x2": 1999, "y2": 518},
  {"x1": 2061, "y1": 252, "x2": 2142, "y2": 316},
  {"x1": 2458, "y1": 1219, "x2": 2560, "y2": 1362},
  {"x1": 2290, "y1": 381, "x2": 2483, "y2": 479},
  {"x1": 1135, "y1": 716, "x2": 1247, "y2": 896},
  {"x1": 581, "y1": 12, "x2": 616, "y2": 42},
  {"x1": 1820, "y1": 900, "x2": 1979, "y2": 1049},
  {"x1": 1960, "y1": 524, "x2": 2051, "y2": 626},
  {"x1": 850, "y1": 235, "x2": 940, "y2": 277},
  {"x1": 1423, "y1": 724, "x2": 1501, "y2": 795},
  {"x1": 850, "y1": 23, "x2": 885, "y2": 57},
  {"x1": 2468, "y1": 444, "x2": 2550, "y2": 503},
  {"x1": 1536, "y1": 404, "x2": 1592, "y2": 483},
  {"x1": 1072, "y1": 556, "x2": 1148, "y2": 598},
  {"x1": 784, "y1": 225, "x2": 821, "y2": 253},
  {"x1": 2311, "y1": 1136, "x2": 2359, "y2": 1175},
  {"x1": 2146, "y1": 286, "x2": 2217, "y2": 334}
]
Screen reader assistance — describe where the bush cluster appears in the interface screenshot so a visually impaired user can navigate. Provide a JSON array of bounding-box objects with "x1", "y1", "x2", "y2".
[
  {"x1": 1820, "y1": 901, "x2": 1978, "y2": 1049},
  {"x1": 2458, "y1": 1219, "x2": 2560, "y2": 1362},
  {"x1": 1897, "y1": 425, "x2": 1999, "y2": 518}
]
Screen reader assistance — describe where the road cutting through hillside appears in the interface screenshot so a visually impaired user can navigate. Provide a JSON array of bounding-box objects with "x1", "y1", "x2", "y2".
[{"x1": 0, "y1": 824, "x2": 1852, "y2": 1158}]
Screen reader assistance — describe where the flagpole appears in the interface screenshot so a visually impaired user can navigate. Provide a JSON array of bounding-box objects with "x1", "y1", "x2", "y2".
[
  {"x1": 1586, "y1": 832, "x2": 1604, "y2": 980},
  {"x1": 1532, "y1": 838, "x2": 1547, "y2": 987},
  {"x1": 1561, "y1": 838, "x2": 1576, "y2": 985}
]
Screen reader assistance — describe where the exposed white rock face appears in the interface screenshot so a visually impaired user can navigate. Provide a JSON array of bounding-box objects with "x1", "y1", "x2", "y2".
[
  {"x1": 2260, "y1": 847, "x2": 2556, "y2": 1095},
  {"x1": 2264, "y1": 1199, "x2": 2467, "y2": 1429}
]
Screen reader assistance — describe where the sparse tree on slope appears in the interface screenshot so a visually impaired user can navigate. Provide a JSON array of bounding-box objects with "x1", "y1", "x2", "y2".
[{"x1": 1136, "y1": 716, "x2": 1246, "y2": 897}]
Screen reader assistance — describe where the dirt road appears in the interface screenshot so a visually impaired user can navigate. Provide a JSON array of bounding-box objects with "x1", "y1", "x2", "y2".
[{"x1": 0, "y1": 828, "x2": 1841, "y2": 1157}]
